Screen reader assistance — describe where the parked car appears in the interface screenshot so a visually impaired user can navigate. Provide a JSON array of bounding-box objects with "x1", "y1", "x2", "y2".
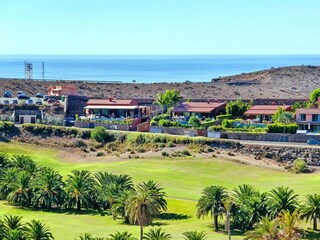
[
  {"x1": 3, "y1": 91, "x2": 12, "y2": 98},
  {"x1": 16, "y1": 91, "x2": 25, "y2": 97},
  {"x1": 36, "y1": 93, "x2": 44, "y2": 98},
  {"x1": 307, "y1": 139, "x2": 320, "y2": 145},
  {"x1": 12, "y1": 99, "x2": 18, "y2": 104},
  {"x1": 36, "y1": 99, "x2": 42, "y2": 105},
  {"x1": 3, "y1": 100, "x2": 9, "y2": 104},
  {"x1": 27, "y1": 99, "x2": 34, "y2": 104},
  {"x1": 47, "y1": 98, "x2": 57, "y2": 103},
  {"x1": 18, "y1": 94, "x2": 30, "y2": 100},
  {"x1": 43, "y1": 95, "x2": 50, "y2": 101}
]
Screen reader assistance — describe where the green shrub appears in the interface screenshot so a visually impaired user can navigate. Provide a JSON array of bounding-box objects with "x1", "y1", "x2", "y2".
[
  {"x1": 96, "y1": 151, "x2": 105, "y2": 157},
  {"x1": 0, "y1": 121, "x2": 16, "y2": 132},
  {"x1": 208, "y1": 125, "x2": 224, "y2": 132},
  {"x1": 267, "y1": 123, "x2": 298, "y2": 134},
  {"x1": 152, "y1": 114, "x2": 170, "y2": 122},
  {"x1": 201, "y1": 120, "x2": 218, "y2": 128},
  {"x1": 291, "y1": 159, "x2": 307, "y2": 173},
  {"x1": 91, "y1": 126, "x2": 110, "y2": 143},
  {"x1": 216, "y1": 114, "x2": 232, "y2": 120},
  {"x1": 188, "y1": 116, "x2": 201, "y2": 127}
]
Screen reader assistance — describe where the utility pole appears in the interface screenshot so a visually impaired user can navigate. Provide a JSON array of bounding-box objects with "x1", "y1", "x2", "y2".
[{"x1": 42, "y1": 62, "x2": 45, "y2": 80}]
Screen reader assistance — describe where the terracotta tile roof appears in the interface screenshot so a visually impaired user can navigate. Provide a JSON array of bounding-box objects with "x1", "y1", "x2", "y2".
[
  {"x1": 244, "y1": 105, "x2": 291, "y2": 116},
  {"x1": 87, "y1": 99, "x2": 138, "y2": 106},
  {"x1": 172, "y1": 102, "x2": 226, "y2": 113}
]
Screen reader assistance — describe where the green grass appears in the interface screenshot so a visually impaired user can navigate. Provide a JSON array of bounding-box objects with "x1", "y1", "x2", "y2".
[{"x1": 0, "y1": 141, "x2": 319, "y2": 239}]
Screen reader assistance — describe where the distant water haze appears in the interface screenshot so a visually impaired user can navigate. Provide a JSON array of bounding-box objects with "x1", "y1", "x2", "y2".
[{"x1": 0, "y1": 55, "x2": 320, "y2": 83}]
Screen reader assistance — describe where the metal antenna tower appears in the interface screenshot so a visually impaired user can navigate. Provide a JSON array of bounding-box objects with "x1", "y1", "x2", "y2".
[
  {"x1": 42, "y1": 62, "x2": 45, "y2": 80},
  {"x1": 24, "y1": 61, "x2": 33, "y2": 80}
]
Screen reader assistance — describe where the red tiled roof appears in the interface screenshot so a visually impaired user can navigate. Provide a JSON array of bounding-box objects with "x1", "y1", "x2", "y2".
[
  {"x1": 87, "y1": 99, "x2": 138, "y2": 106},
  {"x1": 172, "y1": 102, "x2": 226, "y2": 113},
  {"x1": 244, "y1": 105, "x2": 291, "y2": 116}
]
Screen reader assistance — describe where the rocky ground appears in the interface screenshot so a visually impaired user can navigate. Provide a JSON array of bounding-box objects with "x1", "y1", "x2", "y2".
[{"x1": 0, "y1": 65, "x2": 319, "y2": 100}]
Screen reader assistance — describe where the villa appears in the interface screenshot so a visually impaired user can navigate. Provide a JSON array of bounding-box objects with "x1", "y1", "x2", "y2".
[
  {"x1": 296, "y1": 108, "x2": 320, "y2": 132},
  {"x1": 84, "y1": 98, "x2": 148, "y2": 119},
  {"x1": 244, "y1": 105, "x2": 292, "y2": 122},
  {"x1": 171, "y1": 101, "x2": 226, "y2": 118}
]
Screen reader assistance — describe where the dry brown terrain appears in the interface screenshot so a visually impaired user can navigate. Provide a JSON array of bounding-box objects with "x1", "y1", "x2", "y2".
[{"x1": 1, "y1": 65, "x2": 319, "y2": 99}]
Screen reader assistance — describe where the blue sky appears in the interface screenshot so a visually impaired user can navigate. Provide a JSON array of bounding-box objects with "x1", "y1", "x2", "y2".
[{"x1": 1, "y1": 0, "x2": 320, "y2": 55}]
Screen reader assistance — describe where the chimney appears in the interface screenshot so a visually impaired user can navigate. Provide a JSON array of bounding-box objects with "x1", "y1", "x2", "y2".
[
  {"x1": 109, "y1": 97, "x2": 112, "y2": 102},
  {"x1": 207, "y1": 99, "x2": 210, "y2": 104}
]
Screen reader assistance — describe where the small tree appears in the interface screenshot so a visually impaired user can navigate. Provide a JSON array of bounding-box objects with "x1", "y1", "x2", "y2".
[
  {"x1": 226, "y1": 99, "x2": 250, "y2": 117},
  {"x1": 188, "y1": 116, "x2": 201, "y2": 127},
  {"x1": 291, "y1": 159, "x2": 307, "y2": 173},
  {"x1": 91, "y1": 126, "x2": 108, "y2": 143},
  {"x1": 309, "y1": 88, "x2": 320, "y2": 105}
]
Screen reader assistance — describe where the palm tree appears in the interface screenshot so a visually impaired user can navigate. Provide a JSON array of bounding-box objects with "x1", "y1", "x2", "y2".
[
  {"x1": 278, "y1": 210, "x2": 301, "y2": 240},
  {"x1": 111, "y1": 190, "x2": 131, "y2": 222},
  {"x1": 138, "y1": 181, "x2": 167, "y2": 213},
  {"x1": 232, "y1": 185, "x2": 267, "y2": 230},
  {"x1": 24, "y1": 220, "x2": 54, "y2": 240},
  {"x1": 107, "y1": 231, "x2": 137, "y2": 240},
  {"x1": 125, "y1": 184, "x2": 167, "y2": 240},
  {"x1": 75, "y1": 233, "x2": 96, "y2": 240},
  {"x1": 222, "y1": 197, "x2": 233, "y2": 240},
  {"x1": 7, "y1": 171, "x2": 32, "y2": 206},
  {"x1": 244, "y1": 216, "x2": 279, "y2": 240},
  {"x1": 300, "y1": 194, "x2": 320, "y2": 230},
  {"x1": 1, "y1": 215, "x2": 26, "y2": 240},
  {"x1": 10, "y1": 155, "x2": 38, "y2": 176},
  {"x1": 154, "y1": 93, "x2": 167, "y2": 114},
  {"x1": 65, "y1": 170, "x2": 94, "y2": 210},
  {"x1": 182, "y1": 231, "x2": 207, "y2": 240},
  {"x1": 33, "y1": 167, "x2": 65, "y2": 209},
  {"x1": 0, "y1": 167, "x2": 19, "y2": 199},
  {"x1": 196, "y1": 185, "x2": 227, "y2": 231},
  {"x1": 143, "y1": 228, "x2": 171, "y2": 240},
  {"x1": 267, "y1": 187, "x2": 298, "y2": 217}
]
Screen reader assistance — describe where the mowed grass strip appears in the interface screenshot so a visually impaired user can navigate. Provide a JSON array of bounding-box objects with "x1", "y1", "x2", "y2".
[{"x1": 0, "y1": 142, "x2": 319, "y2": 239}]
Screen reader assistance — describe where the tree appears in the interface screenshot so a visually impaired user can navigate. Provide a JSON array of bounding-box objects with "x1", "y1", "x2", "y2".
[
  {"x1": 65, "y1": 170, "x2": 94, "y2": 210},
  {"x1": 272, "y1": 108, "x2": 293, "y2": 123},
  {"x1": 125, "y1": 183, "x2": 167, "y2": 240},
  {"x1": 33, "y1": 167, "x2": 65, "y2": 209},
  {"x1": 300, "y1": 194, "x2": 320, "y2": 230},
  {"x1": 7, "y1": 171, "x2": 32, "y2": 206},
  {"x1": 278, "y1": 210, "x2": 301, "y2": 240},
  {"x1": 244, "y1": 215, "x2": 279, "y2": 240},
  {"x1": 0, "y1": 168, "x2": 19, "y2": 199},
  {"x1": 182, "y1": 231, "x2": 207, "y2": 240},
  {"x1": 25, "y1": 220, "x2": 54, "y2": 240},
  {"x1": 232, "y1": 185, "x2": 268, "y2": 230},
  {"x1": 267, "y1": 187, "x2": 298, "y2": 217},
  {"x1": 222, "y1": 197, "x2": 233, "y2": 240},
  {"x1": 226, "y1": 99, "x2": 251, "y2": 117},
  {"x1": 107, "y1": 231, "x2": 137, "y2": 240},
  {"x1": 10, "y1": 155, "x2": 39, "y2": 176},
  {"x1": 309, "y1": 88, "x2": 320, "y2": 105},
  {"x1": 143, "y1": 228, "x2": 171, "y2": 240},
  {"x1": 188, "y1": 116, "x2": 201, "y2": 127},
  {"x1": 155, "y1": 89, "x2": 183, "y2": 113},
  {"x1": 1, "y1": 215, "x2": 26, "y2": 240},
  {"x1": 196, "y1": 185, "x2": 227, "y2": 231}
]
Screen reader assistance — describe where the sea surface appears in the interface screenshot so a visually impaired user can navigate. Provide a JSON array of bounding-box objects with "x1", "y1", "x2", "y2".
[{"x1": 0, "y1": 55, "x2": 320, "y2": 83}]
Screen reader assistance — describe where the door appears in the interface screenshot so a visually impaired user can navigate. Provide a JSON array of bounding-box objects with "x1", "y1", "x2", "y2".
[
  {"x1": 20, "y1": 117, "x2": 24, "y2": 124},
  {"x1": 31, "y1": 117, "x2": 36, "y2": 124}
]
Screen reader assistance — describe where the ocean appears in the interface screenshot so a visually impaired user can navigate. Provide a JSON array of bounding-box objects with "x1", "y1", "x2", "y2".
[{"x1": 0, "y1": 55, "x2": 320, "y2": 83}]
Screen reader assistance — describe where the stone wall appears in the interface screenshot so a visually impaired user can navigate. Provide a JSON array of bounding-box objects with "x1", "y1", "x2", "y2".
[
  {"x1": 207, "y1": 131, "x2": 320, "y2": 143},
  {"x1": 150, "y1": 126, "x2": 198, "y2": 136}
]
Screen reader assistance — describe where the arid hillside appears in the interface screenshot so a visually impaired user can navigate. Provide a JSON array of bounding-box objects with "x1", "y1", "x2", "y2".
[{"x1": 0, "y1": 65, "x2": 319, "y2": 100}]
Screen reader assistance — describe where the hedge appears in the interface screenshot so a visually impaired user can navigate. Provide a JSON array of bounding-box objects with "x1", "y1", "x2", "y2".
[
  {"x1": 0, "y1": 121, "x2": 16, "y2": 132},
  {"x1": 216, "y1": 114, "x2": 233, "y2": 120},
  {"x1": 21, "y1": 124, "x2": 92, "y2": 139},
  {"x1": 267, "y1": 123, "x2": 298, "y2": 134}
]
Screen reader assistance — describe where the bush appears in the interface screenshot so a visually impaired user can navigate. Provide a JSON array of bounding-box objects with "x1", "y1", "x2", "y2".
[
  {"x1": 292, "y1": 159, "x2": 307, "y2": 173},
  {"x1": 91, "y1": 126, "x2": 109, "y2": 143},
  {"x1": 267, "y1": 123, "x2": 298, "y2": 134},
  {"x1": 216, "y1": 114, "x2": 232, "y2": 120},
  {"x1": 0, "y1": 121, "x2": 16, "y2": 132},
  {"x1": 71, "y1": 139, "x2": 87, "y2": 148},
  {"x1": 208, "y1": 125, "x2": 224, "y2": 132},
  {"x1": 96, "y1": 152, "x2": 105, "y2": 157},
  {"x1": 188, "y1": 116, "x2": 201, "y2": 127},
  {"x1": 152, "y1": 114, "x2": 170, "y2": 122},
  {"x1": 201, "y1": 120, "x2": 218, "y2": 128}
]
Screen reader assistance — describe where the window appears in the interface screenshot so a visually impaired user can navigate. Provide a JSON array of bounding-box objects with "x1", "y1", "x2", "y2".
[
  {"x1": 300, "y1": 114, "x2": 306, "y2": 121},
  {"x1": 312, "y1": 114, "x2": 320, "y2": 122}
]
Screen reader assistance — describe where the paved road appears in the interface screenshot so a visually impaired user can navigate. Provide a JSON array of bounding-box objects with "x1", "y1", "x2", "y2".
[{"x1": 225, "y1": 139, "x2": 320, "y2": 148}]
